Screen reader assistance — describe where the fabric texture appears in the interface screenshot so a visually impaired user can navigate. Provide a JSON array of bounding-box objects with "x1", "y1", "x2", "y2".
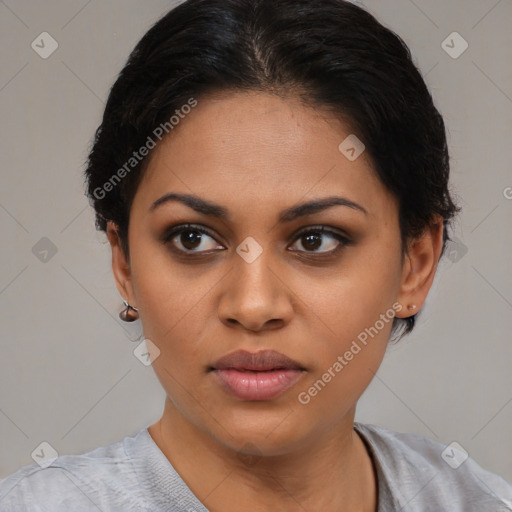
[{"x1": 1, "y1": 422, "x2": 511, "y2": 511}]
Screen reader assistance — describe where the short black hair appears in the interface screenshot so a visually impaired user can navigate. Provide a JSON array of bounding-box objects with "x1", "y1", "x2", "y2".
[{"x1": 84, "y1": 0, "x2": 460, "y2": 340}]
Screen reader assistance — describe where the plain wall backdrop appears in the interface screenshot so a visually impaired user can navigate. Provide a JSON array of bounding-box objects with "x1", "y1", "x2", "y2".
[{"x1": 1, "y1": 0, "x2": 511, "y2": 486}]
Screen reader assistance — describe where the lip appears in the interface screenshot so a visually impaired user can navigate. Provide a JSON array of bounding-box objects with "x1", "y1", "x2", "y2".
[
  {"x1": 211, "y1": 349, "x2": 304, "y2": 372},
  {"x1": 209, "y1": 350, "x2": 306, "y2": 401}
]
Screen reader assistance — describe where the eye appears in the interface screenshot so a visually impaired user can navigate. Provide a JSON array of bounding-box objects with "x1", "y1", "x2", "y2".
[
  {"x1": 163, "y1": 224, "x2": 224, "y2": 254},
  {"x1": 162, "y1": 223, "x2": 351, "y2": 257},
  {"x1": 289, "y1": 226, "x2": 351, "y2": 255}
]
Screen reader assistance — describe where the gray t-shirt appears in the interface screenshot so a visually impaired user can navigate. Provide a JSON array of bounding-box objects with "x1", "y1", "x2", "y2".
[{"x1": 1, "y1": 422, "x2": 511, "y2": 511}]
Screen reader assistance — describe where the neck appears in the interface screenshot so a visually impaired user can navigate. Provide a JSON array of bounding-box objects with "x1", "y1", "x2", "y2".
[{"x1": 148, "y1": 399, "x2": 377, "y2": 512}]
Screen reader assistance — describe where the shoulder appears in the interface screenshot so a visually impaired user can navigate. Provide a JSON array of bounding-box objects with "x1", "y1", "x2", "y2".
[
  {"x1": 354, "y1": 422, "x2": 512, "y2": 512},
  {"x1": 0, "y1": 429, "x2": 149, "y2": 512}
]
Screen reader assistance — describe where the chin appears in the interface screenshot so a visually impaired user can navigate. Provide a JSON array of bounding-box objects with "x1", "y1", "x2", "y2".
[{"x1": 205, "y1": 402, "x2": 314, "y2": 455}]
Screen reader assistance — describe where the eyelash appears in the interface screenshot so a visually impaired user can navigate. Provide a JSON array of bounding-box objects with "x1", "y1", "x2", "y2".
[{"x1": 162, "y1": 223, "x2": 352, "y2": 258}]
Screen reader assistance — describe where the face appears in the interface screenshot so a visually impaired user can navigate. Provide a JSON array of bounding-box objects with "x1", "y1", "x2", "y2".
[{"x1": 110, "y1": 91, "x2": 435, "y2": 456}]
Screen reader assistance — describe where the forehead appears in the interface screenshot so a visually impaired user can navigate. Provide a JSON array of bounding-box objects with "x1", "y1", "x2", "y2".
[{"x1": 133, "y1": 91, "x2": 396, "y2": 221}]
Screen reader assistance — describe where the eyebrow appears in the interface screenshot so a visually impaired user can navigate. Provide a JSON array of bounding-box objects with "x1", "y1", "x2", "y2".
[{"x1": 149, "y1": 192, "x2": 367, "y2": 222}]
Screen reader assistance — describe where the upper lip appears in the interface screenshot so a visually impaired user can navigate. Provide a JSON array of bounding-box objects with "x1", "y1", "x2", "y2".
[{"x1": 210, "y1": 350, "x2": 305, "y2": 371}]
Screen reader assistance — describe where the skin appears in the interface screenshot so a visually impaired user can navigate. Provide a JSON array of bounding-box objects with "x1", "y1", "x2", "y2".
[{"x1": 107, "y1": 90, "x2": 444, "y2": 512}]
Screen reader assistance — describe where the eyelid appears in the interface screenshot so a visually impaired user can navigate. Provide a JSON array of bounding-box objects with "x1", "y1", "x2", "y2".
[{"x1": 290, "y1": 225, "x2": 351, "y2": 243}]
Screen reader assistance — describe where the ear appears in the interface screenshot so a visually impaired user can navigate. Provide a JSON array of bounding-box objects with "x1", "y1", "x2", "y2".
[
  {"x1": 395, "y1": 216, "x2": 444, "y2": 318},
  {"x1": 106, "y1": 221, "x2": 137, "y2": 308}
]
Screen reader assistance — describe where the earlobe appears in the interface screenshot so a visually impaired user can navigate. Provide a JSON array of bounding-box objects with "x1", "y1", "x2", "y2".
[
  {"x1": 106, "y1": 221, "x2": 136, "y2": 308},
  {"x1": 396, "y1": 218, "x2": 444, "y2": 318}
]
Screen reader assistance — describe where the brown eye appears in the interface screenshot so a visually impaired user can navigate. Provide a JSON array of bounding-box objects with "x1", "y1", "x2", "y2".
[
  {"x1": 289, "y1": 226, "x2": 351, "y2": 254},
  {"x1": 163, "y1": 224, "x2": 224, "y2": 254}
]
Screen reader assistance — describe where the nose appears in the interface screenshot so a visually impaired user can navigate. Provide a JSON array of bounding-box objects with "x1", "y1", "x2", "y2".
[{"x1": 217, "y1": 248, "x2": 294, "y2": 333}]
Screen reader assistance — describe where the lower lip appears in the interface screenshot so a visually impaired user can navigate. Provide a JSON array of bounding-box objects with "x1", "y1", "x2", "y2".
[{"x1": 212, "y1": 368, "x2": 304, "y2": 400}]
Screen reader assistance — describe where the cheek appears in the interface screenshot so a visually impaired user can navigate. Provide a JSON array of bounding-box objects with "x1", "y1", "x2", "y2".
[
  {"x1": 128, "y1": 243, "x2": 197, "y2": 347},
  {"x1": 305, "y1": 280, "x2": 396, "y2": 382},
  {"x1": 132, "y1": 266, "x2": 210, "y2": 411},
  {"x1": 129, "y1": 230, "x2": 198, "y2": 320},
  {"x1": 296, "y1": 282, "x2": 398, "y2": 418},
  {"x1": 312, "y1": 249, "x2": 401, "y2": 347},
  {"x1": 134, "y1": 268, "x2": 210, "y2": 352},
  {"x1": 299, "y1": 239, "x2": 402, "y2": 393}
]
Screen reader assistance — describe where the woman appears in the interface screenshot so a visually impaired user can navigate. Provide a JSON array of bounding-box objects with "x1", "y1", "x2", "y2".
[{"x1": 1, "y1": 0, "x2": 511, "y2": 510}]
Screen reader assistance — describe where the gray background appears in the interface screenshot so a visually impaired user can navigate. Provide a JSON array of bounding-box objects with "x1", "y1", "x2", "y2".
[{"x1": 1, "y1": 0, "x2": 511, "y2": 485}]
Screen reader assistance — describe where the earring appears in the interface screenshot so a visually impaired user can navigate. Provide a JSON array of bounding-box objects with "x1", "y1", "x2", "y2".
[
  {"x1": 407, "y1": 304, "x2": 417, "y2": 313},
  {"x1": 119, "y1": 300, "x2": 139, "y2": 322}
]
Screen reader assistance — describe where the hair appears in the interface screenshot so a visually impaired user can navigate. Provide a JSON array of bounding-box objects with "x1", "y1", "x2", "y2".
[{"x1": 84, "y1": 0, "x2": 460, "y2": 340}]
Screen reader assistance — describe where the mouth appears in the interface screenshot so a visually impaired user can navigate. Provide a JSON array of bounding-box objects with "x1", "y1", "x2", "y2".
[{"x1": 209, "y1": 350, "x2": 306, "y2": 401}]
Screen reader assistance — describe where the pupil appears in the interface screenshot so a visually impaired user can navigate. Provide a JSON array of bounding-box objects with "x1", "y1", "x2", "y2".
[
  {"x1": 303, "y1": 233, "x2": 321, "y2": 250},
  {"x1": 182, "y1": 230, "x2": 201, "y2": 250}
]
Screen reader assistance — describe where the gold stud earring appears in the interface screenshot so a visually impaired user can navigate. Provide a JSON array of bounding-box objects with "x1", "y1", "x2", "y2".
[
  {"x1": 407, "y1": 304, "x2": 417, "y2": 312},
  {"x1": 119, "y1": 300, "x2": 139, "y2": 322}
]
